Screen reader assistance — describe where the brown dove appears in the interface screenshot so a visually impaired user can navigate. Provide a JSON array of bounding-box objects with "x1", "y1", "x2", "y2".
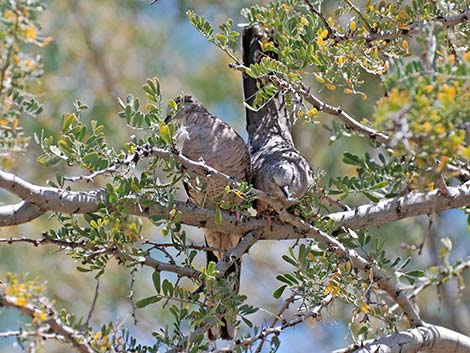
[
  {"x1": 242, "y1": 27, "x2": 314, "y2": 210},
  {"x1": 166, "y1": 96, "x2": 250, "y2": 340}
]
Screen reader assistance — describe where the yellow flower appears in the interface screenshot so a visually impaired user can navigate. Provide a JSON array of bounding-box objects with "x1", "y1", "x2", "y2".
[
  {"x1": 360, "y1": 302, "x2": 370, "y2": 314},
  {"x1": 350, "y1": 20, "x2": 357, "y2": 31},
  {"x1": 307, "y1": 107, "x2": 318, "y2": 118},
  {"x1": 437, "y1": 84, "x2": 456, "y2": 104},
  {"x1": 300, "y1": 17, "x2": 308, "y2": 26},
  {"x1": 24, "y1": 25, "x2": 37, "y2": 41},
  {"x1": 423, "y1": 84, "x2": 434, "y2": 93},
  {"x1": 434, "y1": 123, "x2": 446, "y2": 135},
  {"x1": 465, "y1": 52, "x2": 470, "y2": 62},
  {"x1": 422, "y1": 121, "x2": 432, "y2": 133},
  {"x1": 325, "y1": 82, "x2": 336, "y2": 91},
  {"x1": 16, "y1": 297, "x2": 28, "y2": 307},
  {"x1": 24, "y1": 58, "x2": 36, "y2": 71},
  {"x1": 448, "y1": 54, "x2": 455, "y2": 65},
  {"x1": 316, "y1": 29, "x2": 329, "y2": 47},
  {"x1": 402, "y1": 40, "x2": 409, "y2": 51},
  {"x1": 33, "y1": 311, "x2": 48, "y2": 322},
  {"x1": 3, "y1": 10, "x2": 17, "y2": 22},
  {"x1": 336, "y1": 55, "x2": 345, "y2": 66}
]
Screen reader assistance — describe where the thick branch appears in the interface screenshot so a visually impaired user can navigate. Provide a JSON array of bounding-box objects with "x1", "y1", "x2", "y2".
[
  {"x1": 0, "y1": 201, "x2": 45, "y2": 226},
  {"x1": 328, "y1": 184, "x2": 470, "y2": 230},
  {"x1": 334, "y1": 324, "x2": 470, "y2": 353},
  {"x1": 4, "y1": 169, "x2": 470, "y2": 242}
]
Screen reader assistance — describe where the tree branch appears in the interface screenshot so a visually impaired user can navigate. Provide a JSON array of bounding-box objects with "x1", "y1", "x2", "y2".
[
  {"x1": 334, "y1": 324, "x2": 470, "y2": 353},
  {"x1": 328, "y1": 184, "x2": 470, "y2": 230},
  {"x1": 0, "y1": 292, "x2": 94, "y2": 353},
  {"x1": 0, "y1": 234, "x2": 202, "y2": 279},
  {"x1": 365, "y1": 9, "x2": 470, "y2": 43},
  {"x1": 271, "y1": 203, "x2": 423, "y2": 327},
  {"x1": 215, "y1": 294, "x2": 333, "y2": 353},
  {"x1": 4, "y1": 169, "x2": 470, "y2": 243}
]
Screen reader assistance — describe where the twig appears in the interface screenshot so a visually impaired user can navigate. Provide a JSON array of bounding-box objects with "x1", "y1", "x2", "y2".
[
  {"x1": 84, "y1": 279, "x2": 100, "y2": 329},
  {"x1": 0, "y1": 234, "x2": 202, "y2": 279},
  {"x1": 344, "y1": 0, "x2": 373, "y2": 33},
  {"x1": 128, "y1": 265, "x2": 138, "y2": 325},
  {"x1": 214, "y1": 294, "x2": 333, "y2": 353},
  {"x1": 253, "y1": 294, "x2": 296, "y2": 353},
  {"x1": 303, "y1": 0, "x2": 335, "y2": 37},
  {"x1": 365, "y1": 9, "x2": 470, "y2": 43},
  {"x1": 144, "y1": 240, "x2": 224, "y2": 253}
]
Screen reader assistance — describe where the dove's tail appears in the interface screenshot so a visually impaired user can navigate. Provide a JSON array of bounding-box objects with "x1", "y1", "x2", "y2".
[{"x1": 204, "y1": 230, "x2": 241, "y2": 340}]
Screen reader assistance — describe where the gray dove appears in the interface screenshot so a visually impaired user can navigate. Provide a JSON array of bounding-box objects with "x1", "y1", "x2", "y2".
[
  {"x1": 242, "y1": 27, "x2": 314, "y2": 210},
  {"x1": 166, "y1": 96, "x2": 250, "y2": 340}
]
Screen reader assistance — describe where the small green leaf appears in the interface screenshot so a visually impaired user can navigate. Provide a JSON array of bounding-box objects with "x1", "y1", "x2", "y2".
[
  {"x1": 363, "y1": 191, "x2": 380, "y2": 202},
  {"x1": 370, "y1": 181, "x2": 388, "y2": 190},
  {"x1": 273, "y1": 285, "x2": 287, "y2": 299},
  {"x1": 215, "y1": 204, "x2": 223, "y2": 224},
  {"x1": 136, "y1": 296, "x2": 161, "y2": 308},
  {"x1": 357, "y1": 325, "x2": 369, "y2": 336},
  {"x1": 405, "y1": 270, "x2": 425, "y2": 278},
  {"x1": 152, "y1": 271, "x2": 161, "y2": 293}
]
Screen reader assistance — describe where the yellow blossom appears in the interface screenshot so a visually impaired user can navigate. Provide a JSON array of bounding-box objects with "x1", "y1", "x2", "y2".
[
  {"x1": 3, "y1": 10, "x2": 17, "y2": 22},
  {"x1": 33, "y1": 311, "x2": 48, "y2": 322},
  {"x1": 300, "y1": 17, "x2": 308, "y2": 26},
  {"x1": 350, "y1": 20, "x2": 357, "y2": 31},
  {"x1": 423, "y1": 84, "x2": 434, "y2": 93},
  {"x1": 360, "y1": 302, "x2": 370, "y2": 314},
  {"x1": 434, "y1": 123, "x2": 446, "y2": 135},
  {"x1": 16, "y1": 297, "x2": 28, "y2": 307},
  {"x1": 325, "y1": 82, "x2": 336, "y2": 91},
  {"x1": 307, "y1": 107, "x2": 318, "y2": 118},
  {"x1": 316, "y1": 29, "x2": 329, "y2": 46},
  {"x1": 448, "y1": 54, "x2": 455, "y2": 65},
  {"x1": 437, "y1": 84, "x2": 456, "y2": 104},
  {"x1": 422, "y1": 121, "x2": 432, "y2": 133},
  {"x1": 402, "y1": 40, "x2": 408, "y2": 51},
  {"x1": 336, "y1": 55, "x2": 345, "y2": 66},
  {"x1": 24, "y1": 58, "x2": 36, "y2": 71},
  {"x1": 24, "y1": 25, "x2": 37, "y2": 41}
]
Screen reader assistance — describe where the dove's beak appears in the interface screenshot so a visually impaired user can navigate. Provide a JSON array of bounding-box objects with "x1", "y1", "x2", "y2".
[
  {"x1": 280, "y1": 185, "x2": 298, "y2": 203},
  {"x1": 281, "y1": 185, "x2": 291, "y2": 199}
]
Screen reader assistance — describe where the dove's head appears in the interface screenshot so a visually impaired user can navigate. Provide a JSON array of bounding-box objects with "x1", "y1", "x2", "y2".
[
  {"x1": 165, "y1": 96, "x2": 205, "y2": 125},
  {"x1": 265, "y1": 159, "x2": 314, "y2": 206}
]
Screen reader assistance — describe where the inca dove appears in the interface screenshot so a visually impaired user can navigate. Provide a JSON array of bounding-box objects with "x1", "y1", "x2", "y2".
[
  {"x1": 166, "y1": 96, "x2": 250, "y2": 340},
  {"x1": 242, "y1": 27, "x2": 314, "y2": 210}
]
